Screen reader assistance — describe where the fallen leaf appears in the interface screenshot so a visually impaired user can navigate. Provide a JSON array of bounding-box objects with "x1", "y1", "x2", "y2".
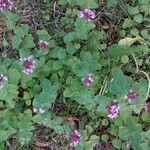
[
  {"x1": 61, "y1": 116, "x2": 79, "y2": 130},
  {"x1": 34, "y1": 141, "x2": 53, "y2": 148},
  {"x1": 118, "y1": 36, "x2": 145, "y2": 46}
]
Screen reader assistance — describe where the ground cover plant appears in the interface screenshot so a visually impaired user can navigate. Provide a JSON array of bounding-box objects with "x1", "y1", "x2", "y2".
[{"x1": 0, "y1": 0, "x2": 150, "y2": 149}]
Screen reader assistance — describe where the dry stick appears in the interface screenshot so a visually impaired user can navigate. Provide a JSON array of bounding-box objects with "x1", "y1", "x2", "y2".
[
  {"x1": 132, "y1": 53, "x2": 150, "y2": 100},
  {"x1": 99, "y1": 77, "x2": 107, "y2": 94}
]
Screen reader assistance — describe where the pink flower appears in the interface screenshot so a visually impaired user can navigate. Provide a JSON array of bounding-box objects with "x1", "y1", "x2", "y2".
[
  {"x1": 79, "y1": 8, "x2": 96, "y2": 21},
  {"x1": 69, "y1": 130, "x2": 80, "y2": 147},
  {"x1": 38, "y1": 40, "x2": 49, "y2": 49},
  {"x1": 146, "y1": 102, "x2": 150, "y2": 112},
  {"x1": 20, "y1": 55, "x2": 35, "y2": 75},
  {"x1": 124, "y1": 89, "x2": 138, "y2": 103},
  {"x1": 82, "y1": 74, "x2": 93, "y2": 86},
  {"x1": 0, "y1": 0, "x2": 14, "y2": 11},
  {"x1": 107, "y1": 101, "x2": 120, "y2": 119},
  {"x1": 0, "y1": 74, "x2": 7, "y2": 90},
  {"x1": 33, "y1": 108, "x2": 45, "y2": 114}
]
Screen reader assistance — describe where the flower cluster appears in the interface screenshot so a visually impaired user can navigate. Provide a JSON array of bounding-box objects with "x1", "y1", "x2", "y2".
[
  {"x1": 0, "y1": 74, "x2": 7, "y2": 90},
  {"x1": 0, "y1": 0, "x2": 14, "y2": 11},
  {"x1": 82, "y1": 74, "x2": 93, "y2": 86},
  {"x1": 69, "y1": 130, "x2": 80, "y2": 147},
  {"x1": 20, "y1": 55, "x2": 35, "y2": 75},
  {"x1": 124, "y1": 89, "x2": 138, "y2": 103},
  {"x1": 107, "y1": 101, "x2": 120, "y2": 119},
  {"x1": 79, "y1": 8, "x2": 96, "y2": 21},
  {"x1": 33, "y1": 108, "x2": 45, "y2": 114},
  {"x1": 38, "y1": 40, "x2": 49, "y2": 49}
]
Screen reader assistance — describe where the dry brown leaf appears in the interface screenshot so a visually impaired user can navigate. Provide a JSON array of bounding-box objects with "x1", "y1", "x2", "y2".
[
  {"x1": 66, "y1": 116, "x2": 79, "y2": 121},
  {"x1": 61, "y1": 116, "x2": 79, "y2": 130},
  {"x1": 34, "y1": 141, "x2": 53, "y2": 148}
]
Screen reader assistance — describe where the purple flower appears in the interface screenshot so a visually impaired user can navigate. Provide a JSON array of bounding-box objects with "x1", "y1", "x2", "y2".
[
  {"x1": 38, "y1": 40, "x2": 49, "y2": 49},
  {"x1": 20, "y1": 55, "x2": 35, "y2": 75},
  {"x1": 69, "y1": 130, "x2": 80, "y2": 147},
  {"x1": 146, "y1": 102, "x2": 150, "y2": 112},
  {"x1": 33, "y1": 108, "x2": 45, "y2": 114},
  {"x1": 0, "y1": 74, "x2": 7, "y2": 90},
  {"x1": 124, "y1": 89, "x2": 138, "y2": 103},
  {"x1": 0, "y1": 0, "x2": 14, "y2": 11},
  {"x1": 107, "y1": 101, "x2": 120, "y2": 119},
  {"x1": 79, "y1": 8, "x2": 96, "y2": 21},
  {"x1": 82, "y1": 74, "x2": 93, "y2": 86}
]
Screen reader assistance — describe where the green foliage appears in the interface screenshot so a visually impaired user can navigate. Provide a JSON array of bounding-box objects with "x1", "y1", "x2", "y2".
[
  {"x1": 108, "y1": 45, "x2": 149, "y2": 58},
  {"x1": 33, "y1": 112, "x2": 71, "y2": 133},
  {"x1": 108, "y1": 68, "x2": 132, "y2": 96},
  {"x1": 33, "y1": 79, "x2": 59, "y2": 110},
  {"x1": 0, "y1": 120, "x2": 16, "y2": 142},
  {"x1": 18, "y1": 114, "x2": 34, "y2": 145},
  {"x1": 0, "y1": 0, "x2": 150, "y2": 149},
  {"x1": 4, "y1": 11, "x2": 20, "y2": 30}
]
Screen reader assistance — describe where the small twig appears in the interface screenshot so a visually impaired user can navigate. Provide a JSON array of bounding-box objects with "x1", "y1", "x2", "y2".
[
  {"x1": 132, "y1": 53, "x2": 150, "y2": 100},
  {"x1": 53, "y1": 1, "x2": 57, "y2": 18}
]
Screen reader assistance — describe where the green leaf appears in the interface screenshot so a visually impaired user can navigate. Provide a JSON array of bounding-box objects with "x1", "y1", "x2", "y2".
[
  {"x1": 133, "y1": 14, "x2": 143, "y2": 23},
  {"x1": 141, "y1": 111, "x2": 150, "y2": 122},
  {"x1": 12, "y1": 35, "x2": 22, "y2": 49},
  {"x1": 80, "y1": 51, "x2": 92, "y2": 62},
  {"x1": 0, "y1": 65, "x2": 7, "y2": 74},
  {"x1": 107, "y1": 0, "x2": 119, "y2": 7},
  {"x1": 108, "y1": 45, "x2": 149, "y2": 58},
  {"x1": 145, "y1": 129, "x2": 150, "y2": 139},
  {"x1": 2, "y1": 58, "x2": 11, "y2": 67},
  {"x1": 66, "y1": 42, "x2": 76, "y2": 55},
  {"x1": 33, "y1": 79, "x2": 59, "y2": 110},
  {"x1": 0, "y1": 89, "x2": 15, "y2": 108},
  {"x1": 138, "y1": 0, "x2": 149, "y2": 4},
  {"x1": 75, "y1": 18, "x2": 95, "y2": 39},
  {"x1": 7, "y1": 84, "x2": 18, "y2": 100},
  {"x1": 8, "y1": 69, "x2": 21, "y2": 84},
  {"x1": 102, "y1": 119, "x2": 109, "y2": 126},
  {"x1": 108, "y1": 69, "x2": 131, "y2": 96},
  {"x1": 63, "y1": 32, "x2": 76, "y2": 43},
  {"x1": 130, "y1": 28, "x2": 139, "y2": 36},
  {"x1": 112, "y1": 139, "x2": 122, "y2": 149},
  {"x1": 33, "y1": 112, "x2": 71, "y2": 133},
  {"x1": 19, "y1": 48, "x2": 30, "y2": 57},
  {"x1": 58, "y1": 0, "x2": 67, "y2": 5},
  {"x1": 37, "y1": 29, "x2": 51, "y2": 40},
  {"x1": 53, "y1": 61, "x2": 63, "y2": 70},
  {"x1": 14, "y1": 24, "x2": 29, "y2": 38},
  {"x1": 121, "y1": 55, "x2": 129, "y2": 64},
  {"x1": 128, "y1": 6, "x2": 139, "y2": 15},
  {"x1": 0, "y1": 120, "x2": 16, "y2": 142},
  {"x1": 22, "y1": 34, "x2": 35, "y2": 49},
  {"x1": 141, "y1": 29, "x2": 150, "y2": 40},
  {"x1": 6, "y1": 20, "x2": 15, "y2": 30},
  {"x1": 4, "y1": 11, "x2": 20, "y2": 30},
  {"x1": 0, "y1": 142, "x2": 4, "y2": 150},
  {"x1": 118, "y1": 127, "x2": 130, "y2": 139},
  {"x1": 76, "y1": 0, "x2": 98, "y2": 8},
  {"x1": 57, "y1": 48, "x2": 66, "y2": 60},
  {"x1": 18, "y1": 115, "x2": 34, "y2": 145},
  {"x1": 123, "y1": 18, "x2": 134, "y2": 28},
  {"x1": 135, "y1": 78, "x2": 148, "y2": 104},
  {"x1": 101, "y1": 134, "x2": 109, "y2": 142},
  {"x1": 140, "y1": 4, "x2": 149, "y2": 15}
]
